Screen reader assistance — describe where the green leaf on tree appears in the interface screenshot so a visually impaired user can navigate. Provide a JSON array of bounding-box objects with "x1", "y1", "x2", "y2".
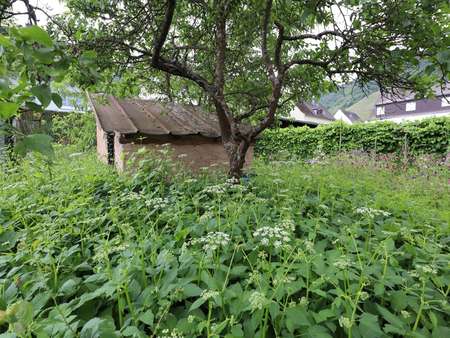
[
  {"x1": 0, "y1": 102, "x2": 20, "y2": 119},
  {"x1": 18, "y1": 26, "x2": 53, "y2": 47}
]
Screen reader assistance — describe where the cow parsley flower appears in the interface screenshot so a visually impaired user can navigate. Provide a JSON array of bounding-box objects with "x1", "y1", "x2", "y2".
[
  {"x1": 339, "y1": 316, "x2": 353, "y2": 329},
  {"x1": 249, "y1": 291, "x2": 269, "y2": 311},
  {"x1": 333, "y1": 256, "x2": 353, "y2": 269},
  {"x1": 193, "y1": 231, "x2": 230, "y2": 251},
  {"x1": 253, "y1": 219, "x2": 295, "y2": 248},
  {"x1": 201, "y1": 289, "x2": 219, "y2": 300},
  {"x1": 158, "y1": 328, "x2": 184, "y2": 338},
  {"x1": 401, "y1": 310, "x2": 411, "y2": 319},
  {"x1": 202, "y1": 184, "x2": 227, "y2": 194},
  {"x1": 145, "y1": 197, "x2": 169, "y2": 210},
  {"x1": 416, "y1": 264, "x2": 438, "y2": 275},
  {"x1": 356, "y1": 207, "x2": 391, "y2": 217}
]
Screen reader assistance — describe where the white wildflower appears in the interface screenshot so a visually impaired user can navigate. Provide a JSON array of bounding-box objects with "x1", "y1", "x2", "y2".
[
  {"x1": 333, "y1": 256, "x2": 353, "y2": 269},
  {"x1": 339, "y1": 316, "x2": 353, "y2": 329},
  {"x1": 201, "y1": 290, "x2": 219, "y2": 300},
  {"x1": 359, "y1": 291, "x2": 369, "y2": 301},
  {"x1": 158, "y1": 328, "x2": 184, "y2": 338},
  {"x1": 247, "y1": 271, "x2": 261, "y2": 286},
  {"x1": 249, "y1": 291, "x2": 269, "y2": 311},
  {"x1": 184, "y1": 178, "x2": 197, "y2": 184},
  {"x1": 299, "y1": 296, "x2": 309, "y2": 306},
  {"x1": 416, "y1": 264, "x2": 438, "y2": 275},
  {"x1": 202, "y1": 184, "x2": 227, "y2": 194},
  {"x1": 253, "y1": 220, "x2": 294, "y2": 248},
  {"x1": 193, "y1": 232, "x2": 230, "y2": 251},
  {"x1": 356, "y1": 207, "x2": 391, "y2": 217},
  {"x1": 304, "y1": 240, "x2": 315, "y2": 254},
  {"x1": 145, "y1": 197, "x2": 169, "y2": 210},
  {"x1": 401, "y1": 310, "x2": 411, "y2": 319},
  {"x1": 273, "y1": 275, "x2": 296, "y2": 286}
]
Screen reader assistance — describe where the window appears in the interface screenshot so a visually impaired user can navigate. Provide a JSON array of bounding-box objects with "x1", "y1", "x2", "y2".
[
  {"x1": 376, "y1": 106, "x2": 385, "y2": 115},
  {"x1": 405, "y1": 101, "x2": 416, "y2": 111},
  {"x1": 442, "y1": 97, "x2": 450, "y2": 107}
]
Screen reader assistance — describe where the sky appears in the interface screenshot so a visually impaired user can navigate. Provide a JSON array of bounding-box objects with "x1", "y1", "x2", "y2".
[{"x1": 12, "y1": 0, "x2": 65, "y2": 25}]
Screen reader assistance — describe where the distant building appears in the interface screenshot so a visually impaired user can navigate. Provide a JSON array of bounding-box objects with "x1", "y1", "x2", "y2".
[
  {"x1": 375, "y1": 87, "x2": 450, "y2": 123},
  {"x1": 334, "y1": 109, "x2": 361, "y2": 124},
  {"x1": 279, "y1": 101, "x2": 335, "y2": 127}
]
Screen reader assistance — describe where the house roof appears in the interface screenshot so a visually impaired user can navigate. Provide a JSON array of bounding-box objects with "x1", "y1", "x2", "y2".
[
  {"x1": 88, "y1": 94, "x2": 221, "y2": 138},
  {"x1": 376, "y1": 84, "x2": 450, "y2": 106},
  {"x1": 297, "y1": 101, "x2": 335, "y2": 121},
  {"x1": 342, "y1": 110, "x2": 361, "y2": 122}
]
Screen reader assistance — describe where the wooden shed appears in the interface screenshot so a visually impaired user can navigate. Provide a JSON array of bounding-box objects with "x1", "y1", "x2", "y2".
[{"x1": 88, "y1": 94, "x2": 253, "y2": 171}]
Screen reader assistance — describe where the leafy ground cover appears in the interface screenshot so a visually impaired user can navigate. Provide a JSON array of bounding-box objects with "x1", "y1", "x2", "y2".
[{"x1": 0, "y1": 149, "x2": 449, "y2": 338}]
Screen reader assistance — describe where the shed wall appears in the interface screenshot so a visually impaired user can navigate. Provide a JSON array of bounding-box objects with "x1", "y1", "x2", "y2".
[
  {"x1": 96, "y1": 117, "x2": 108, "y2": 164},
  {"x1": 116, "y1": 136, "x2": 254, "y2": 172}
]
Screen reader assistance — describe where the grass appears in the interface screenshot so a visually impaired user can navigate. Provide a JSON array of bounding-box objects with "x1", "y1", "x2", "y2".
[{"x1": 0, "y1": 148, "x2": 449, "y2": 338}]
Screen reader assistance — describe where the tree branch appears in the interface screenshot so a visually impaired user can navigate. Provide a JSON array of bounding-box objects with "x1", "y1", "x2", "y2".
[
  {"x1": 283, "y1": 30, "x2": 344, "y2": 41},
  {"x1": 151, "y1": 0, "x2": 176, "y2": 66}
]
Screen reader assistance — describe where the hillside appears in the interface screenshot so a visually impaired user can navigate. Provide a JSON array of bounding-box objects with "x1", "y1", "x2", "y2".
[
  {"x1": 346, "y1": 91, "x2": 381, "y2": 121},
  {"x1": 320, "y1": 82, "x2": 379, "y2": 120},
  {"x1": 319, "y1": 82, "x2": 378, "y2": 113}
]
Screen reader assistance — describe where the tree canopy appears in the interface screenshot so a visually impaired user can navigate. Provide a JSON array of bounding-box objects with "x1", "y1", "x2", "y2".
[{"x1": 26, "y1": 1, "x2": 450, "y2": 174}]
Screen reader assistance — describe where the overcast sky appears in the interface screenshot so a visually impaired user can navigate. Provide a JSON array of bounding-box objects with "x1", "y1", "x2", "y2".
[{"x1": 13, "y1": 0, "x2": 65, "y2": 25}]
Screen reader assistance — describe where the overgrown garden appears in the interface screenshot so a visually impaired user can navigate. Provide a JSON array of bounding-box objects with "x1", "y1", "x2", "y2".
[{"x1": 0, "y1": 145, "x2": 448, "y2": 337}]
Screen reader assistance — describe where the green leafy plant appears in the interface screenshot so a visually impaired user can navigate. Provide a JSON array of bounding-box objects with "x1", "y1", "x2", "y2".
[
  {"x1": 51, "y1": 112, "x2": 96, "y2": 151},
  {"x1": 0, "y1": 149, "x2": 448, "y2": 337},
  {"x1": 256, "y1": 117, "x2": 450, "y2": 160}
]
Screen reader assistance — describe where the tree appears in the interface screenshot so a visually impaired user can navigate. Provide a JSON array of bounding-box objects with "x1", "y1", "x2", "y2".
[
  {"x1": 0, "y1": 1, "x2": 97, "y2": 159},
  {"x1": 60, "y1": 0, "x2": 449, "y2": 177}
]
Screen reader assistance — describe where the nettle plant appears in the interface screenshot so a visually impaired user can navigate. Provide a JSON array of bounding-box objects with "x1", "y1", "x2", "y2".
[
  {"x1": 0, "y1": 152, "x2": 448, "y2": 337},
  {"x1": 60, "y1": 0, "x2": 449, "y2": 177}
]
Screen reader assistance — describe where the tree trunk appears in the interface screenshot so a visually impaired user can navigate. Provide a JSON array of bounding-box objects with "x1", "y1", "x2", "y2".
[{"x1": 227, "y1": 139, "x2": 250, "y2": 178}]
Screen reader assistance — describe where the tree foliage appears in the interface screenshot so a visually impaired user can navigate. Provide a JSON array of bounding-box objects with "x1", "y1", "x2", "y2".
[{"x1": 60, "y1": 0, "x2": 449, "y2": 176}]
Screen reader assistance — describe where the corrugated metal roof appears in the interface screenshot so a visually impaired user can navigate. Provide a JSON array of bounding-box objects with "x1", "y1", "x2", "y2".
[{"x1": 88, "y1": 94, "x2": 221, "y2": 138}]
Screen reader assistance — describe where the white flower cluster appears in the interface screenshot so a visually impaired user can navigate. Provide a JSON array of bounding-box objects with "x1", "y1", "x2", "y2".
[
  {"x1": 202, "y1": 184, "x2": 227, "y2": 194},
  {"x1": 416, "y1": 264, "x2": 438, "y2": 275},
  {"x1": 183, "y1": 178, "x2": 197, "y2": 184},
  {"x1": 145, "y1": 197, "x2": 169, "y2": 210},
  {"x1": 333, "y1": 256, "x2": 353, "y2": 269},
  {"x1": 253, "y1": 220, "x2": 294, "y2": 248},
  {"x1": 339, "y1": 316, "x2": 353, "y2": 329},
  {"x1": 273, "y1": 275, "x2": 296, "y2": 286},
  {"x1": 121, "y1": 191, "x2": 144, "y2": 201},
  {"x1": 202, "y1": 178, "x2": 246, "y2": 195},
  {"x1": 249, "y1": 291, "x2": 269, "y2": 311},
  {"x1": 356, "y1": 207, "x2": 391, "y2": 217},
  {"x1": 201, "y1": 289, "x2": 220, "y2": 300},
  {"x1": 192, "y1": 231, "x2": 231, "y2": 251},
  {"x1": 158, "y1": 328, "x2": 184, "y2": 338},
  {"x1": 93, "y1": 237, "x2": 129, "y2": 263}
]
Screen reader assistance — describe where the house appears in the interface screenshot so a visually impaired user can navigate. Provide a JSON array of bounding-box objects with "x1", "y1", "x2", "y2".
[
  {"x1": 375, "y1": 87, "x2": 450, "y2": 123},
  {"x1": 334, "y1": 109, "x2": 361, "y2": 124},
  {"x1": 279, "y1": 101, "x2": 335, "y2": 127},
  {"x1": 88, "y1": 94, "x2": 253, "y2": 171}
]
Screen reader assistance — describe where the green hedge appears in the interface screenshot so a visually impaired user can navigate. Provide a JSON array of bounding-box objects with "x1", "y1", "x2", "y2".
[{"x1": 255, "y1": 117, "x2": 450, "y2": 159}]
